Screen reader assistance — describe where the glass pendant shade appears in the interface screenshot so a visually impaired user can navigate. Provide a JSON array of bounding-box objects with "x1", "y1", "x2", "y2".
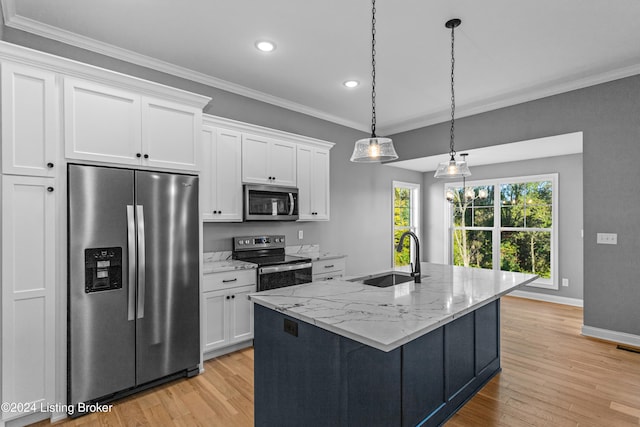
[
  {"x1": 350, "y1": 137, "x2": 398, "y2": 163},
  {"x1": 433, "y1": 157, "x2": 471, "y2": 178}
]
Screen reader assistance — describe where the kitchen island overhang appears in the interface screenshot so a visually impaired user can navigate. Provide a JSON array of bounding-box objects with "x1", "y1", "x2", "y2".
[{"x1": 249, "y1": 263, "x2": 537, "y2": 427}]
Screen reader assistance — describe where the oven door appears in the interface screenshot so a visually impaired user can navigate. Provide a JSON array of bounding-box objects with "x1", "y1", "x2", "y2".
[
  {"x1": 244, "y1": 185, "x2": 299, "y2": 221},
  {"x1": 258, "y1": 262, "x2": 312, "y2": 291}
]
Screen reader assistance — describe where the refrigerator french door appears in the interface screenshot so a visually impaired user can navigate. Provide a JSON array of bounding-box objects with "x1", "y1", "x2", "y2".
[{"x1": 68, "y1": 164, "x2": 200, "y2": 408}]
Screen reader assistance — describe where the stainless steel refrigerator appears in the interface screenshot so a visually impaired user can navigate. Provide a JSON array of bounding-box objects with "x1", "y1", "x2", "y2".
[{"x1": 68, "y1": 164, "x2": 200, "y2": 408}]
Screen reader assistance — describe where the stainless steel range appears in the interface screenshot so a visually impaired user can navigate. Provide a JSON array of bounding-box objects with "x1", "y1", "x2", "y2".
[{"x1": 232, "y1": 235, "x2": 312, "y2": 291}]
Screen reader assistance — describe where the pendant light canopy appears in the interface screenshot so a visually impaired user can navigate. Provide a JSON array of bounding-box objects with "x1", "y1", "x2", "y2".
[
  {"x1": 434, "y1": 18, "x2": 470, "y2": 179},
  {"x1": 350, "y1": 0, "x2": 398, "y2": 163}
]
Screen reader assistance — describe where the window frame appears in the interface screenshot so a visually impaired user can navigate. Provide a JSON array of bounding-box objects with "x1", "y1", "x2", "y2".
[
  {"x1": 444, "y1": 173, "x2": 558, "y2": 289},
  {"x1": 392, "y1": 181, "x2": 421, "y2": 268}
]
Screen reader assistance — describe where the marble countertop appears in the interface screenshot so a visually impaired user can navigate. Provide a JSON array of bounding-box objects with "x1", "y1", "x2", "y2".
[
  {"x1": 290, "y1": 252, "x2": 346, "y2": 262},
  {"x1": 202, "y1": 251, "x2": 256, "y2": 274},
  {"x1": 249, "y1": 262, "x2": 537, "y2": 352}
]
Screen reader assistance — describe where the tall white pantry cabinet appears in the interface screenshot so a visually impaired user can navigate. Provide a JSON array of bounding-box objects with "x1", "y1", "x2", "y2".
[
  {"x1": 0, "y1": 43, "x2": 210, "y2": 426},
  {"x1": 1, "y1": 61, "x2": 58, "y2": 425}
]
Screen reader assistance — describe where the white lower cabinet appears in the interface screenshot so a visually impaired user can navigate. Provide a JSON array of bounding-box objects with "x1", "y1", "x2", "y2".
[
  {"x1": 1, "y1": 175, "x2": 56, "y2": 423},
  {"x1": 312, "y1": 257, "x2": 346, "y2": 282},
  {"x1": 202, "y1": 270, "x2": 256, "y2": 358}
]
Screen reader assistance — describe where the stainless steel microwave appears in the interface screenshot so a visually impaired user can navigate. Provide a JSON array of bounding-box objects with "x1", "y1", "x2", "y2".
[{"x1": 243, "y1": 184, "x2": 299, "y2": 221}]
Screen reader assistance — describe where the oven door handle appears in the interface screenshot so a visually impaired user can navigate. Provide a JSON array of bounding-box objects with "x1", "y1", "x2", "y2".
[{"x1": 259, "y1": 262, "x2": 312, "y2": 275}]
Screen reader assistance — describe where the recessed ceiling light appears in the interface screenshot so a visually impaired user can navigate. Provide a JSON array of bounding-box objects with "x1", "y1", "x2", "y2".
[
  {"x1": 255, "y1": 41, "x2": 276, "y2": 52},
  {"x1": 343, "y1": 80, "x2": 359, "y2": 88}
]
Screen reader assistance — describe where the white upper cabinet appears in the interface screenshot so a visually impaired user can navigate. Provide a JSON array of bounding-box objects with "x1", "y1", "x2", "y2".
[
  {"x1": 1, "y1": 63, "x2": 58, "y2": 176},
  {"x1": 64, "y1": 77, "x2": 205, "y2": 171},
  {"x1": 64, "y1": 77, "x2": 142, "y2": 166},
  {"x1": 297, "y1": 145, "x2": 330, "y2": 220},
  {"x1": 201, "y1": 125, "x2": 243, "y2": 222},
  {"x1": 242, "y1": 133, "x2": 296, "y2": 187},
  {"x1": 141, "y1": 96, "x2": 201, "y2": 171}
]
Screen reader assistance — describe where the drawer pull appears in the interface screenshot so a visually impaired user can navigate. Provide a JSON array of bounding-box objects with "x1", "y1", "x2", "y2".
[
  {"x1": 222, "y1": 278, "x2": 238, "y2": 283},
  {"x1": 324, "y1": 264, "x2": 334, "y2": 269}
]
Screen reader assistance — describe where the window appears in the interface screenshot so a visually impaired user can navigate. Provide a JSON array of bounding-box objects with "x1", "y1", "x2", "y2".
[
  {"x1": 393, "y1": 181, "x2": 420, "y2": 267},
  {"x1": 446, "y1": 174, "x2": 558, "y2": 289}
]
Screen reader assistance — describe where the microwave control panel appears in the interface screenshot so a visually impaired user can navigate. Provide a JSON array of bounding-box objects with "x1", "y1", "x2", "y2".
[{"x1": 85, "y1": 247, "x2": 123, "y2": 293}]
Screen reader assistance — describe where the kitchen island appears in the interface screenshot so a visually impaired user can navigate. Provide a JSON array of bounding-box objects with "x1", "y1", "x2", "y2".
[{"x1": 249, "y1": 262, "x2": 537, "y2": 427}]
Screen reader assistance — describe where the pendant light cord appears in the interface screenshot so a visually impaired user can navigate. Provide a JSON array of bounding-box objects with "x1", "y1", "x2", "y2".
[
  {"x1": 449, "y1": 21, "x2": 456, "y2": 159},
  {"x1": 370, "y1": 0, "x2": 377, "y2": 138}
]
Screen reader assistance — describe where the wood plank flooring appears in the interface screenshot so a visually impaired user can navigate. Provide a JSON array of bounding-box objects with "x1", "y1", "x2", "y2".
[{"x1": 32, "y1": 296, "x2": 640, "y2": 426}]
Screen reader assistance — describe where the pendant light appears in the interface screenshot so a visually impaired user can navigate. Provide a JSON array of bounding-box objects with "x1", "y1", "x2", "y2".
[
  {"x1": 434, "y1": 18, "x2": 470, "y2": 178},
  {"x1": 350, "y1": 0, "x2": 398, "y2": 163}
]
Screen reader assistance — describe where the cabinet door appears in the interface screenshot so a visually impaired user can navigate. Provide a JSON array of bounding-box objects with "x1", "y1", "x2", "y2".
[
  {"x1": 242, "y1": 134, "x2": 271, "y2": 184},
  {"x1": 269, "y1": 140, "x2": 297, "y2": 187},
  {"x1": 200, "y1": 126, "x2": 216, "y2": 220},
  {"x1": 311, "y1": 148, "x2": 330, "y2": 220},
  {"x1": 1, "y1": 63, "x2": 58, "y2": 176},
  {"x1": 213, "y1": 128, "x2": 243, "y2": 221},
  {"x1": 2, "y1": 175, "x2": 55, "y2": 420},
  {"x1": 296, "y1": 145, "x2": 313, "y2": 220},
  {"x1": 142, "y1": 97, "x2": 201, "y2": 171},
  {"x1": 229, "y1": 285, "x2": 255, "y2": 344},
  {"x1": 203, "y1": 289, "x2": 229, "y2": 353},
  {"x1": 64, "y1": 77, "x2": 141, "y2": 165}
]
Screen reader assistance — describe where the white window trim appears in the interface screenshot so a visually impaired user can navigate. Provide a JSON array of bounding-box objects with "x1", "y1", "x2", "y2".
[
  {"x1": 392, "y1": 181, "x2": 421, "y2": 268},
  {"x1": 444, "y1": 173, "x2": 558, "y2": 289}
]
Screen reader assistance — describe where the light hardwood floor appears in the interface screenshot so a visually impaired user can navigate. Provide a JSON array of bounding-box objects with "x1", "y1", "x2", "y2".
[{"x1": 33, "y1": 296, "x2": 640, "y2": 426}]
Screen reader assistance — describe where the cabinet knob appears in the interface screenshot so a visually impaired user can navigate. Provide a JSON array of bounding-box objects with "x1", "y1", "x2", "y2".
[
  {"x1": 219, "y1": 210, "x2": 222, "y2": 214},
  {"x1": 46, "y1": 162, "x2": 54, "y2": 168},
  {"x1": 47, "y1": 187, "x2": 54, "y2": 192},
  {"x1": 144, "y1": 154, "x2": 149, "y2": 159},
  {"x1": 226, "y1": 296, "x2": 230, "y2": 300},
  {"x1": 136, "y1": 153, "x2": 142, "y2": 158},
  {"x1": 231, "y1": 295, "x2": 235, "y2": 299}
]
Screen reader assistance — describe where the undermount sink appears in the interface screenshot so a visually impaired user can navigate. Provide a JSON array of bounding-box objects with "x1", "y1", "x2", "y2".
[{"x1": 350, "y1": 272, "x2": 415, "y2": 288}]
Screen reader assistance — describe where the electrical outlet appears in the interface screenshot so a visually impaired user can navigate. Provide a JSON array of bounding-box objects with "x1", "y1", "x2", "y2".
[
  {"x1": 596, "y1": 233, "x2": 617, "y2": 245},
  {"x1": 562, "y1": 278, "x2": 569, "y2": 287},
  {"x1": 298, "y1": 230, "x2": 303, "y2": 240}
]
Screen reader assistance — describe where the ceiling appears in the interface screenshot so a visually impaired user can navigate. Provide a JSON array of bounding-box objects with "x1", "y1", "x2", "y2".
[{"x1": 3, "y1": 1, "x2": 640, "y2": 135}]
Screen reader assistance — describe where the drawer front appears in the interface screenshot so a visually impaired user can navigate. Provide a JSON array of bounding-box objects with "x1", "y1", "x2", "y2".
[
  {"x1": 312, "y1": 258, "x2": 346, "y2": 275},
  {"x1": 312, "y1": 272, "x2": 344, "y2": 282},
  {"x1": 203, "y1": 269, "x2": 256, "y2": 292}
]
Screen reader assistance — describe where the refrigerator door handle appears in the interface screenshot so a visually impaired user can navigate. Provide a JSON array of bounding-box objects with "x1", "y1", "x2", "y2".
[
  {"x1": 136, "y1": 205, "x2": 146, "y2": 319},
  {"x1": 127, "y1": 205, "x2": 136, "y2": 321}
]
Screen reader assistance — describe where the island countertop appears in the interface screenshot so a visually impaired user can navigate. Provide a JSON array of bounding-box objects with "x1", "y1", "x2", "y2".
[{"x1": 249, "y1": 262, "x2": 537, "y2": 352}]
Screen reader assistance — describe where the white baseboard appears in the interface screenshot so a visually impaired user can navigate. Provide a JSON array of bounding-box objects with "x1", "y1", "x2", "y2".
[
  {"x1": 581, "y1": 325, "x2": 640, "y2": 348},
  {"x1": 203, "y1": 340, "x2": 253, "y2": 362},
  {"x1": 508, "y1": 290, "x2": 584, "y2": 307}
]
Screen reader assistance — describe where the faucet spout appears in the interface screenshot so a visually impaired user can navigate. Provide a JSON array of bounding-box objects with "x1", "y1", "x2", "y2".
[{"x1": 396, "y1": 231, "x2": 421, "y2": 283}]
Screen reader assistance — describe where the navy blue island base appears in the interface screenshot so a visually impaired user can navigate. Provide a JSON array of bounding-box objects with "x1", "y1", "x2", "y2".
[{"x1": 254, "y1": 299, "x2": 501, "y2": 427}]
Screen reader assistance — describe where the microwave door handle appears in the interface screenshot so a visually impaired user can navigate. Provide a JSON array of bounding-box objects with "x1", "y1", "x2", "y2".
[{"x1": 289, "y1": 193, "x2": 294, "y2": 216}]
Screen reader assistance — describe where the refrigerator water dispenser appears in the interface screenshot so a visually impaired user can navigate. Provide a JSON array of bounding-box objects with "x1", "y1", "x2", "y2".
[{"x1": 85, "y1": 247, "x2": 122, "y2": 292}]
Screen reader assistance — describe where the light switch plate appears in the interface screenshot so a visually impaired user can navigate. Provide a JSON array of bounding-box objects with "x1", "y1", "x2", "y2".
[{"x1": 597, "y1": 233, "x2": 617, "y2": 245}]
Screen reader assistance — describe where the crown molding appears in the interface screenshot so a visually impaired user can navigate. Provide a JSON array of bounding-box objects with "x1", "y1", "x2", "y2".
[
  {"x1": 2, "y1": 7, "x2": 369, "y2": 133},
  {"x1": 382, "y1": 62, "x2": 640, "y2": 136},
  {"x1": 0, "y1": 40, "x2": 211, "y2": 107},
  {"x1": 5, "y1": 1, "x2": 640, "y2": 136},
  {"x1": 203, "y1": 114, "x2": 335, "y2": 150}
]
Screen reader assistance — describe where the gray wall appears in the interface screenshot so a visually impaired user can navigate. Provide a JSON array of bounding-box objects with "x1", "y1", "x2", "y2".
[
  {"x1": 391, "y1": 75, "x2": 640, "y2": 336},
  {"x1": 422, "y1": 154, "x2": 583, "y2": 300},
  {"x1": 0, "y1": 23, "x2": 422, "y2": 276}
]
